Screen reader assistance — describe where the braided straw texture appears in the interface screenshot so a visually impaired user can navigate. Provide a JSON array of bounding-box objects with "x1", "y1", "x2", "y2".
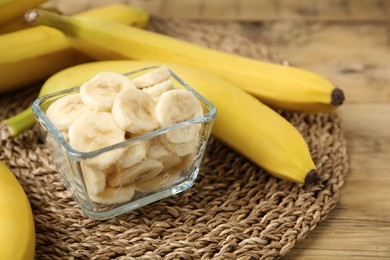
[{"x1": 0, "y1": 18, "x2": 348, "y2": 259}]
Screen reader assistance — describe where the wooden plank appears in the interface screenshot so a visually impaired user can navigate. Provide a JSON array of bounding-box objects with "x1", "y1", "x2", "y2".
[
  {"x1": 238, "y1": 0, "x2": 277, "y2": 20},
  {"x1": 124, "y1": 0, "x2": 390, "y2": 21},
  {"x1": 288, "y1": 208, "x2": 390, "y2": 258},
  {"x1": 339, "y1": 104, "x2": 390, "y2": 137},
  {"x1": 316, "y1": 0, "x2": 349, "y2": 18},
  {"x1": 200, "y1": 0, "x2": 239, "y2": 20},
  {"x1": 379, "y1": 0, "x2": 390, "y2": 15},
  {"x1": 337, "y1": 104, "x2": 390, "y2": 209},
  {"x1": 160, "y1": 0, "x2": 201, "y2": 19},
  {"x1": 126, "y1": 0, "x2": 164, "y2": 16},
  {"x1": 278, "y1": 0, "x2": 319, "y2": 18},
  {"x1": 349, "y1": 0, "x2": 386, "y2": 18}
]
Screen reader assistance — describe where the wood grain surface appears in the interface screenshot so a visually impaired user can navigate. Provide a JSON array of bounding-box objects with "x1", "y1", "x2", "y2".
[
  {"x1": 125, "y1": 0, "x2": 390, "y2": 258},
  {"x1": 127, "y1": 0, "x2": 390, "y2": 21}
]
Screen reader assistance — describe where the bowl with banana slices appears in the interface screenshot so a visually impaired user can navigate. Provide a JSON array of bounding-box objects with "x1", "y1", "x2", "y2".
[{"x1": 32, "y1": 65, "x2": 216, "y2": 219}]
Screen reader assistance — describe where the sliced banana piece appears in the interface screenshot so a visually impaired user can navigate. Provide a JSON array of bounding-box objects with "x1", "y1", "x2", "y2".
[
  {"x1": 149, "y1": 140, "x2": 181, "y2": 170},
  {"x1": 89, "y1": 184, "x2": 136, "y2": 205},
  {"x1": 160, "y1": 133, "x2": 199, "y2": 157},
  {"x1": 80, "y1": 71, "x2": 136, "y2": 112},
  {"x1": 142, "y1": 79, "x2": 174, "y2": 101},
  {"x1": 179, "y1": 152, "x2": 197, "y2": 171},
  {"x1": 46, "y1": 93, "x2": 91, "y2": 131},
  {"x1": 132, "y1": 65, "x2": 171, "y2": 88},
  {"x1": 112, "y1": 87, "x2": 158, "y2": 134},
  {"x1": 109, "y1": 159, "x2": 163, "y2": 187},
  {"x1": 135, "y1": 168, "x2": 182, "y2": 193},
  {"x1": 155, "y1": 89, "x2": 203, "y2": 144},
  {"x1": 68, "y1": 111, "x2": 125, "y2": 169},
  {"x1": 117, "y1": 140, "x2": 149, "y2": 169},
  {"x1": 81, "y1": 163, "x2": 106, "y2": 196}
]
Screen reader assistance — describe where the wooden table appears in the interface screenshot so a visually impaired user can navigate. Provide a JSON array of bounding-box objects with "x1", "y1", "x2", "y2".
[{"x1": 49, "y1": 0, "x2": 390, "y2": 258}]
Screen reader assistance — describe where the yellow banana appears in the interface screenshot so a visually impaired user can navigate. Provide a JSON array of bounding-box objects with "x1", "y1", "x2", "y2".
[
  {"x1": 0, "y1": 16, "x2": 32, "y2": 34},
  {"x1": 0, "y1": 4, "x2": 149, "y2": 93},
  {"x1": 26, "y1": 9, "x2": 344, "y2": 113},
  {"x1": 6, "y1": 60, "x2": 318, "y2": 185},
  {"x1": 0, "y1": 161, "x2": 35, "y2": 260},
  {"x1": 0, "y1": 0, "x2": 46, "y2": 25}
]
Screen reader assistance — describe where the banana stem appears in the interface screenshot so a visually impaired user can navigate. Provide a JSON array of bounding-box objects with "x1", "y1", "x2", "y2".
[
  {"x1": 2, "y1": 107, "x2": 36, "y2": 137},
  {"x1": 25, "y1": 9, "x2": 74, "y2": 34}
]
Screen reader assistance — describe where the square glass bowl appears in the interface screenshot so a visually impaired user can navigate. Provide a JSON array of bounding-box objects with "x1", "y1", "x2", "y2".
[{"x1": 32, "y1": 66, "x2": 216, "y2": 220}]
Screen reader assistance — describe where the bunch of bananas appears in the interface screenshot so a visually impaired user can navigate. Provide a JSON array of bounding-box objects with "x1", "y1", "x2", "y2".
[
  {"x1": 0, "y1": 3, "x2": 149, "y2": 92},
  {"x1": 0, "y1": 2, "x2": 345, "y2": 257},
  {"x1": 1, "y1": 3, "x2": 346, "y2": 184}
]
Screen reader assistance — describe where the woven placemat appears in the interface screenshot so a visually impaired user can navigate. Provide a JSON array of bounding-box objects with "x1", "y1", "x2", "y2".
[{"x1": 0, "y1": 18, "x2": 348, "y2": 259}]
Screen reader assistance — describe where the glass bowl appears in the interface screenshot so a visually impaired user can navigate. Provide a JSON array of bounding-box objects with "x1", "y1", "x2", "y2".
[{"x1": 32, "y1": 66, "x2": 217, "y2": 220}]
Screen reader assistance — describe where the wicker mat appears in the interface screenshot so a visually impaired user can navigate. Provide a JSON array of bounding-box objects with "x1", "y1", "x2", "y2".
[{"x1": 0, "y1": 18, "x2": 348, "y2": 259}]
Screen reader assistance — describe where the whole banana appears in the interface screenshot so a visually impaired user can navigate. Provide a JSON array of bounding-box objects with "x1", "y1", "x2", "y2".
[
  {"x1": 4, "y1": 60, "x2": 318, "y2": 185},
  {"x1": 0, "y1": 15, "x2": 31, "y2": 34},
  {"x1": 0, "y1": 161, "x2": 35, "y2": 260},
  {"x1": 0, "y1": 4, "x2": 149, "y2": 93},
  {"x1": 26, "y1": 9, "x2": 344, "y2": 113}
]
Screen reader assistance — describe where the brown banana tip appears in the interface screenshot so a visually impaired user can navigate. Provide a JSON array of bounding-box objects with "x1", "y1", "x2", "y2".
[
  {"x1": 331, "y1": 87, "x2": 345, "y2": 105},
  {"x1": 304, "y1": 169, "x2": 318, "y2": 186},
  {"x1": 24, "y1": 9, "x2": 39, "y2": 24}
]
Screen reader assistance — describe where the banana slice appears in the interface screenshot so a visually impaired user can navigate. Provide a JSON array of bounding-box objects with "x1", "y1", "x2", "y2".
[
  {"x1": 112, "y1": 87, "x2": 158, "y2": 134},
  {"x1": 68, "y1": 111, "x2": 125, "y2": 169},
  {"x1": 149, "y1": 140, "x2": 181, "y2": 170},
  {"x1": 109, "y1": 159, "x2": 163, "y2": 187},
  {"x1": 136, "y1": 152, "x2": 197, "y2": 194},
  {"x1": 89, "y1": 184, "x2": 136, "y2": 205},
  {"x1": 142, "y1": 79, "x2": 174, "y2": 101},
  {"x1": 46, "y1": 93, "x2": 91, "y2": 131},
  {"x1": 160, "y1": 133, "x2": 199, "y2": 157},
  {"x1": 135, "y1": 168, "x2": 181, "y2": 193},
  {"x1": 117, "y1": 140, "x2": 149, "y2": 169},
  {"x1": 81, "y1": 163, "x2": 106, "y2": 196},
  {"x1": 80, "y1": 71, "x2": 136, "y2": 112},
  {"x1": 180, "y1": 152, "x2": 197, "y2": 171},
  {"x1": 155, "y1": 89, "x2": 203, "y2": 144},
  {"x1": 132, "y1": 65, "x2": 171, "y2": 88}
]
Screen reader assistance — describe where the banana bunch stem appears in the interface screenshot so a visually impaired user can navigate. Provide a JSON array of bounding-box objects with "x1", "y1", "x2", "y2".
[{"x1": 1, "y1": 108, "x2": 35, "y2": 138}]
